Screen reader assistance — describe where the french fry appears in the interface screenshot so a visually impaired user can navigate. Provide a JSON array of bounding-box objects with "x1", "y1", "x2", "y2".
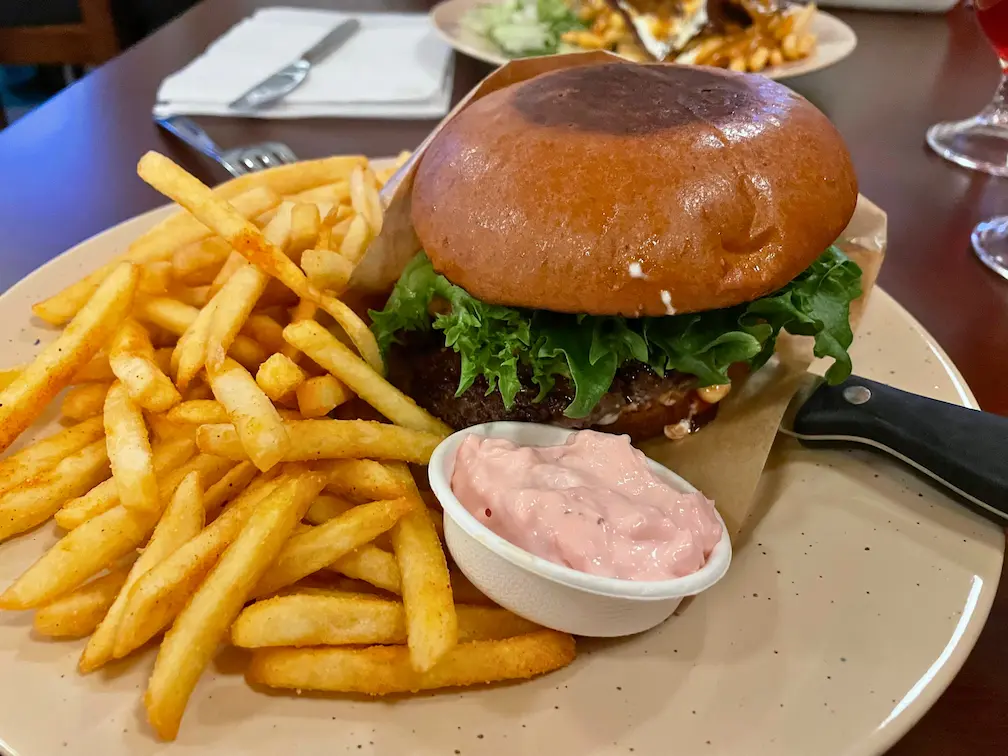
[
  {"x1": 61, "y1": 382, "x2": 111, "y2": 423},
  {"x1": 247, "y1": 630, "x2": 577, "y2": 694},
  {"x1": 330, "y1": 544, "x2": 402, "y2": 594},
  {"x1": 103, "y1": 382, "x2": 159, "y2": 517},
  {"x1": 54, "y1": 441, "x2": 203, "y2": 530},
  {"x1": 73, "y1": 354, "x2": 115, "y2": 383},
  {"x1": 165, "y1": 399, "x2": 230, "y2": 426},
  {"x1": 242, "y1": 314, "x2": 286, "y2": 354},
  {"x1": 303, "y1": 493, "x2": 355, "y2": 525},
  {"x1": 296, "y1": 374, "x2": 351, "y2": 418},
  {"x1": 0, "y1": 263, "x2": 138, "y2": 451},
  {"x1": 33, "y1": 564, "x2": 133, "y2": 639},
  {"x1": 233, "y1": 594, "x2": 537, "y2": 649},
  {"x1": 138, "y1": 261, "x2": 173, "y2": 296},
  {"x1": 252, "y1": 496, "x2": 415, "y2": 597},
  {"x1": 213, "y1": 155, "x2": 365, "y2": 201},
  {"x1": 137, "y1": 152, "x2": 318, "y2": 306},
  {"x1": 202, "y1": 460, "x2": 257, "y2": 520},
  {"x1": 0, "y1": 439, "x2": 110, "y2": 542},
  {"x1": 302, "y1": 248, "x2": 353, "y2": 292},
  {"x1": 0, "y1": 364, "x2": 23, "y2": 390},
  {"x1": 349, "y1": 166, "x2": 383, "y2": 236},
  {"x1": 79, "y1": 471, "x2": 204, "y2": 672},
  {"x1": 144, "y1": 468, "x2": 325, "y2": 740},
  {"x1": 0, "y1": 502, "x2": 154, "y2": 609},
  {"x1": 388, "y1": 465, "x2": 457, "y2": 672},
  {"x1": 172, "y1": 237, "x2": 231, "y2": 286},
  {"x1": 207, "y1": 358, "x2": 289, "y2": 471},
  {"x1": 197, "y1": 419, "x2": 444, "y2": 465},
  {"x1": 450, "y1": 569, "x2": 494, "y2": 607},
  {"x1": 112, "y1": 473, "x2": 281, "y2": 659},
  {"x1": 322, "y1": 459, "x2": 407, "y2": 501},
  {"x1": 32, "y1": 188, "x2": 279, "y2": 326},
  {"x1": 288, "y1": 203, "x2": 321, "y2": 262},
  {"x1": 280, "y1": 298, "x2": 317, "y2": 363},
  {"x1": 209, "y1": 251, "x2": 246, "y2": 298},
  {"x1": 283, "y1": 320, "x2": 451, "y2": 435},
  {"x1": 0, "y1": 416, "x2": 104, "y2": 497},
  {"x1": 255, "y1": 353, "x2": 306, "y2": 403},
  {"x1": 172, "y1": 295, "x2": 219, "y2": 390},
  {"x1": 204, "y1": 263, "x2": 270, "y2": 371},
  {"x1": 109, "y1": 319, "x2": 180, "y2": 412},
  {"x1": 135, "y1": 298, "x2": 267, "y2": 374},
  {"x1": 172, "y1": 285, "x2": 212, "y2": 308},
  {"x1": 338, "y1": 214, "x2": 373, "y2": 266}
]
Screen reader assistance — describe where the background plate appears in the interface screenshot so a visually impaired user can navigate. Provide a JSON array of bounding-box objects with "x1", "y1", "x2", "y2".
[
  {"x1": 431, "y1": 0, "x2": 858, "y2": 79},
  {"x1": 0, "y1": 198, "x2": 1002, "y2": 755}
]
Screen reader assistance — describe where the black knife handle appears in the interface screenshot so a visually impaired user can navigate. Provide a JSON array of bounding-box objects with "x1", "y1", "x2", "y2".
[{"x1": 792, "y1": 376, "x2": 1008, "y2": 521}]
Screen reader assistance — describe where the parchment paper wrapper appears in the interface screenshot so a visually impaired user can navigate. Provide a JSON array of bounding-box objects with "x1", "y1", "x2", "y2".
[{"x1": 353, "y1": 52, "x2": 887, "y2": 542}]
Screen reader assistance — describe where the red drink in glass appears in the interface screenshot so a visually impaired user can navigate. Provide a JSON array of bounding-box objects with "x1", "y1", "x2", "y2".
[{"x1": 977, "y1": 0, "x2": 1008, "y2": 63}]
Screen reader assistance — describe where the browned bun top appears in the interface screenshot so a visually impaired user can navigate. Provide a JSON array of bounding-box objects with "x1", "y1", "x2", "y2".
[{"x1": 411, "y1": 62, "x2": 858, "y2": 316}]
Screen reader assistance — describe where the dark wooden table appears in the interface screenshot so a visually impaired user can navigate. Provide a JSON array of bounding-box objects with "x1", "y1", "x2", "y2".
[{"x1": 0, "y1": 0, "x2": 1006, "y2": 752}]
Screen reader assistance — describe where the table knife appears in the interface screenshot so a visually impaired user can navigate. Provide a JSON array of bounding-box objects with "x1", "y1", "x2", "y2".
[
  {"x1": 228, "y1": 18, "x2": 361, "y2": 112},
  {"x1": 780, "y1": 374, "x2": 1008, "y2": 522}
]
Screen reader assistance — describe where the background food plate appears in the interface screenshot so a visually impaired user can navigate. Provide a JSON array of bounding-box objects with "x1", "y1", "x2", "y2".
[
  {"x1": 0, "y1": 175, "x2": 1002, "y2": 754},
  {"x1": 431, "y1": 0, "x2": 858, "y2": 79}
]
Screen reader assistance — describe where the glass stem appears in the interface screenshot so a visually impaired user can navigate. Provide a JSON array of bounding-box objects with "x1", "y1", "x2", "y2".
[{"x1": 982, "y1": 71, "x2": 1008, "y2": 125}]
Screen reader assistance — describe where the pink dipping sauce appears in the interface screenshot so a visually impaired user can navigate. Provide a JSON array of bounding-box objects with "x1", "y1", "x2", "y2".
[{"x1": 450, "y1": 430, "x2": 723, "y2": 581}]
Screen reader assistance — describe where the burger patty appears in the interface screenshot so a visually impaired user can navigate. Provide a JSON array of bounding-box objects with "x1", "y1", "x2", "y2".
[{"x1": 387, "y1": 333, "x2": 718, "y2": 440}]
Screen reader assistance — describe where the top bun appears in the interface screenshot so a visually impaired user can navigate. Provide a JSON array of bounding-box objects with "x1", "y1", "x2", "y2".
[{"x1": 411, "y1": 62, "x2": 858, "y2": 317}]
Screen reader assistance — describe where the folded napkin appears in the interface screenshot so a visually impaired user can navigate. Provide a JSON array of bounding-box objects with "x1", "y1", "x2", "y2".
[{"x1": 154, "y1": 8, "x2": 455, "y2": 120}]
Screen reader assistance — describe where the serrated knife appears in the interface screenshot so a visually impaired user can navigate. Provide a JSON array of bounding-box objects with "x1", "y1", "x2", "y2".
[
  {"x1": 228, "y1": 18, "x2": 361, "y2": 112},
  {"x1": 780, "y1": 374, "x2": 1008, "y2": 522}
]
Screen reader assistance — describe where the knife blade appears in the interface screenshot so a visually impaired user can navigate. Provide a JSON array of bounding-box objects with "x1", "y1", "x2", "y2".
[
  {"x1": 228, "y1": 18, "x2": 361, "y2": 112},
  {"x1": 779, "y1": 374, "x2": 1008, "y2": 522}
]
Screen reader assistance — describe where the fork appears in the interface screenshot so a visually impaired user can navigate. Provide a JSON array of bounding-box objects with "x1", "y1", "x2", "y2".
[{"x1": 154, "y1": 115, "x2": 298, "y2": 177}]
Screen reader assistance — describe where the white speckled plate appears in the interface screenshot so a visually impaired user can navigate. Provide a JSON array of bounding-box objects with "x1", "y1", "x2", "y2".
[
  {"x1": 431, "y1": 0, "x2": 858, "y2": 79},
  {"x1": 0, "y1": 186, "x2": 1003, "y2": 754}
]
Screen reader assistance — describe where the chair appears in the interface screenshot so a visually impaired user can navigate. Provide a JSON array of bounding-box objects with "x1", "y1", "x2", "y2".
[{"x1": 0, "y1": 0, "x2": 120, "y2": 127}]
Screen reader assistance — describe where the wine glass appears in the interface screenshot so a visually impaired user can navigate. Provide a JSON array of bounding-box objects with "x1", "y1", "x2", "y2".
[{"x1": 926, "y1": 0, "x2": 1008, "y2": 280}]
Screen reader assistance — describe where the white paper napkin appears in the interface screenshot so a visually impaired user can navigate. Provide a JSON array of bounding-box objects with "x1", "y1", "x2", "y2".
[{"x1": 154, "y1": 8, "x2": 455, "y2": 120}]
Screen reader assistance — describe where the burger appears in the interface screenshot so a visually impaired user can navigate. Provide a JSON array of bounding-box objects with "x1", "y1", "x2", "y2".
[{"x1": 369, "y1": 62, "x2": 862, "y2": 440}]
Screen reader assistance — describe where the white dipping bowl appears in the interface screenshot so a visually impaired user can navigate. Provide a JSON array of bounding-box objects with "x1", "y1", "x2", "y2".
[{"x1": 428, "y1": 422, "x2": 732, "y2": 638}]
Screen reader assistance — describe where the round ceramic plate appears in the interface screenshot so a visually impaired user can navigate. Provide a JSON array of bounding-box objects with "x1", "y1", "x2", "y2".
[
  {"x1": 0, "y1": 197, "x2": 1003, "y2": 755},
  {"x1": 431, "y1": 0, "x2": 858, "y2": 79}
]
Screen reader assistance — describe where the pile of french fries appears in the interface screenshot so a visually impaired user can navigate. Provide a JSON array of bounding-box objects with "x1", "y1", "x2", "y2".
[
  {"x1": 566, "y1": 0, "x2": 817, "y2": 74},
  {"x1": 0, "y1": 151, "x2": 576, "y2": 741}
]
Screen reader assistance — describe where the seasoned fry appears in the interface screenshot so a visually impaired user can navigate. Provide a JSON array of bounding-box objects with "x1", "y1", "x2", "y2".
[
  {"x1": 205, "y1": 264, "x2": 270, "y2": 370},
  {"x1": 172, "y1": 285, "x2": 212, "y2": 308},
  {"x1": 296, "y1": 374, "x2": 351, "y2": 418},
  {"x1": 242, "y1": 314, "x2": 286, "y2": 354},
  {"x1": 323, "y1": 459, "x2": 407, "y2": 501},
  {"x1": 109, "y1": 319, "x2": 180, "y2": 412},
  {"x1": 233, "y1": 596, "x2": 538, "y2": 648},
  {"x1": 303, "y1": 493, "x2": 355, "y2": 525},
  {"x1": 330, "y1": 544, "x2": 402, "y2": 594},
  {"x1": 54, "y1": 441, "x2": 202, "y2": 529},
  {"x1": 288, "y1": 202, "x2": 321, "y2": 262},
  {"x1": 103, "y1": 382, "x2": 159, "y2": 517},
  {"x1": 61, "y1": 382, "x2": 111, "y2": 422},
  {"x1": 144, "y1": 469, "x2": 325, "y2": 740},
  {"x1": 32, "y1": 187, "x2": 279, "y2": 326},
  {"x1": 254, "y1": 353, "x2": 305, "y2": 403},
  {"x1": 252, "y1": 496, "x2": 414, "y2": 597},
  {"x1": 389, "y1": 466, "x2": 457, "y2": 672},
  {"x1": 338, "y1": 214, "x2": 373, "y2": 266},
  {"x1": 0, "y1": 416, "x2": 104, "y2": 497},
  {"x1": 80, "y1": 472, "x2": 204, "y2": 672},
  {"x1": 349, "y1": 166, "x2": 383, "y2": 236},
  {"x1": 172, "y1": 294, "x2": 219, "y2": 390},
  {"x1": 302, "y1": 247, "x2": 353, "y2": 292},
  {"x1": 197, "y1": 419, "x2": 444, "y2": 465},
  {"x1": 33, "y1": 564, "x2": 133, "y2": 639},
  {"x1": 279, "y1": 298, "x2": 316, "y2": 363},
  {"x1": 138, "y1": 261, "x2": 173, "y2": 295},
  {"x1": 214, "y1": 155, "x2": 365, "y2": 201},
  {"x1": 0, "y1": 439, "x2": 110, "y2": 542},
  {"x1": 137, "y1": 152, "x2": 318, "y2": 305},
  {"x1": 74, "y1": 354, "x2": 116, "y2": 383},
  {"x1": 0, "y1": 262, "x2": 137, "y2": 451},
  {"x1": 283, "y1": 321, "x2": 449, "y2": 434},
  {"x1": 207, "y1": 358, "x2": 289, "y2": 471},
  {"x1": 172, "y1": 237, "x2": 231, "y2": 286},
  {"x1": 209, "y1": 251, "x2": 246, "y2": 298},
  {"x1": 318, "y1": 293, "x2": 384, "y2": 373},
  {"x1": 165, "y1": 399, "x2": 230, "y2": 426},
  {"x1": 247, "y1": 630, "x2": 576, "y2": 694},
  {"x1": 202, "y1": 460, "x2": 257, "y2": 520},
  {"x1": 112, "y1": 474, "x2": 281, "y2": 658},
  {"x1": 135, "y1": 297, "x2": 267, "y2": 372}
]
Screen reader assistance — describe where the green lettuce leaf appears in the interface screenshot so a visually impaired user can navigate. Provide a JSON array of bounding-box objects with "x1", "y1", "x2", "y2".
[{"x1": 370, "y1": 248, "x2": 862, "y2": 418}]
